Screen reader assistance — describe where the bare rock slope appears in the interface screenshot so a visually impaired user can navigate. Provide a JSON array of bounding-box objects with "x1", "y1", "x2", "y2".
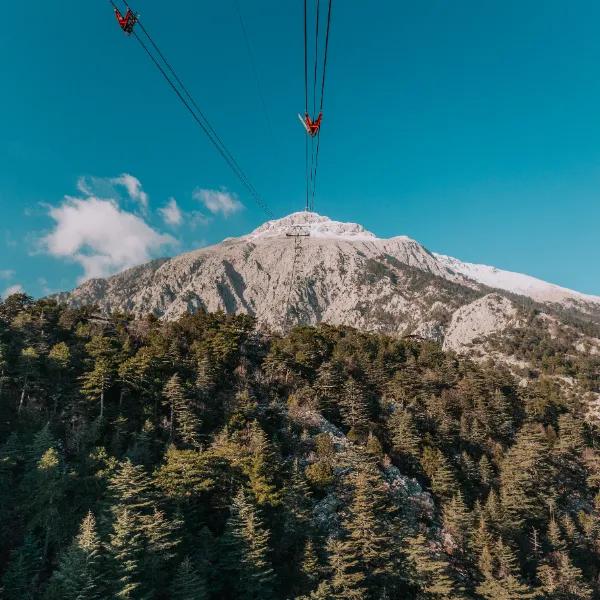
[{"x1": 55, "y1": 212, "x2": 600, "y2": 354}]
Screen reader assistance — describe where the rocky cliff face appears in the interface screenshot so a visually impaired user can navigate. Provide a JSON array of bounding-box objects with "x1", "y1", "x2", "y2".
[{"x1": 54, "y1": 212, "x2": 600, "y2": 356}]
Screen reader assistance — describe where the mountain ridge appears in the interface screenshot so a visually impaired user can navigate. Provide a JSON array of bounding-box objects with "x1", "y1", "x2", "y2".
[
  {"x1": 53, "y1": 212, "x2": 600, "y2": 359},
  {"x1": 243, "y1": 212, "x2": 599, "y2": 307}
]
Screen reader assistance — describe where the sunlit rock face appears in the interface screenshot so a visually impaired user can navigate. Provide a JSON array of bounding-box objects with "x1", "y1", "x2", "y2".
[{"x1": 55, "y1": 212, "x2": 600, "y2": 356}]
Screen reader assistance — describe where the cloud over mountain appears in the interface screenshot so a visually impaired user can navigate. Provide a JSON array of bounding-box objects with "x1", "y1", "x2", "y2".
[
  {"x1": 43, "y1": 194, "x2": 175, "y2": 282},
  {"x1": 158, "y1": 198, "x2": 183, "y2": 227},
  {"x1": 110, "y1": 173, "x2": 149, "y2": 211},
  {"x1": 194, "y1": 188, "x2": 243, "y2": 217}
]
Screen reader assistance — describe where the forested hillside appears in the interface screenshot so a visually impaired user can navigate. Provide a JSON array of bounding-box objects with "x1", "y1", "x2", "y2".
[{"x1": 1, "y1": 293, "x2": 599, "y2": 599}]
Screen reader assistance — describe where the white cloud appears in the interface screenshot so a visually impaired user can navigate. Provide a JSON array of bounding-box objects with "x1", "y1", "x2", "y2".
[
  {"x1": 77, "y1": 174, "x2": 149, "y2": 212},
  {"x1": 158, "y1": 198, "x2": 209, "y2": 229},
  {"x1": 3, "y1": 284, "x2": 24, "y2": 298},
  {"x1": 42, "y1": 196, "x2": 175, "y2": 282},
  {"x1": 0, "y1": 270, "x2": 14, "y2": 280},
  {"x1": 111, "y1": 174, "x2": 149, "y2": 210},
  {"x1": 189, "y1": 211, "x2": 211, "y2": 227},
  {"x1": 76, "y1": 176, "x2": 93, "y2": 196},
  {"x1": 194, "y1": 188, "x2": 243, "y2": 217},
  {"x1": 158, "y1": 198, "x2": 183, "y2": 227}
]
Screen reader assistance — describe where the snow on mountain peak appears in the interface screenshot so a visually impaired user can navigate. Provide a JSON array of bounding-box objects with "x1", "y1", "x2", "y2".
[
  {"x1": 245, "y1": 212, "x2": 378, "y2": 241},
  {"x1": 242, "y1": 212, "x2": 599, "y2": 309},
  {"x1": 435, "y1": 253, "x2": 600, "y2": 306}
]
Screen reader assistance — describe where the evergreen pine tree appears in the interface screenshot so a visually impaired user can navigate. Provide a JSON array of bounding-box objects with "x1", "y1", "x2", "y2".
[
  {"x1": 314, "y1": 359, "x2": 345, "y2": 413},
  {"x1": 430, "y1": 451, "x2": 458, "y2": 500},
  {"x1": 489, "y1": 389, "x2": 514, "y2": 440},
  {"x1": 109, "y1": 459, "x2": 155, "y2": 512},
  {"x1": 163, "y1": 374, "x2": 201, "y2": 448},
  {"x1": 142, "y1": 508, "x2": 181, "y2": 592},
  {"x1": 283, "y1": 459, "x2": 313, "y2": 549},
  {"x1": 476, "y1": 538, "x2": 536, "y2": 600},
  {"x1": 405, "y1": 533, "x2": 457, "y2": 599},
  {"x1": 108, "y1": 508, "x2": 144, "y2": 599},
  {"x1": 23, "y1": 447, "x2": 66, "y2": 559},
  {"x1": 246, "y1": 421, "x2": 281, "y2": 506},
  {"x1": 49, "y1": 511, "x2": 104, "y2": 600},
  {"x1": 478, "y1": 454, "x2": 494, "y2": 487},
  {"x1": 499, "y1": 424, "x2": 554, "y2": 534},
  {"x1": 484, "y1": 488, "x2": 503, "y2": 531},
  {"x1": 17, "y1": 346, "x2": 40, "y2": 413},
  {"x1": 220, "y1": 488, "x2": 276, "y2": 599},
  {"x1": 557, "y1": 413, "x2": 586, "y2": 454},
  {"x1": 171, "y1": 556, "x2": 208, "y2": 600},
  {"x1": 80, "y1": 336, "x2": 118, "y2": 419},
  {"x1": 472, "y1": 514, "x2": 494, "y2": 557},
  {"x1": 47, "y1": 341, "x2": 72, "y2": 415},
  {"x1": 301, "y1": 538, "x2": 321, "y2": 590},
  {"x1": 560, "y1": 513, "x2": 580, "y2": 550},
  {"x1": 537, "y1": 550, "x2": 592, "y2": 599},
  {"x1": 388, "y1": 357, "x2": 422, "y2": 402},
  {"x1": 442, "y1": 491, "x2": 473, "y2": 559},
  {"x1": 118, "y1": 347, "x2": 158, "y2": 402},
  {"x1": 460, "y1": 450, "x2": 479, "y2": 485},
  {"x1": 547, "y1": 515, "x2": 566, "y2": 552},
  {"x1": 339, "y1": 378, "x2": 370, "y2": 436},
  {"x1": 389, "y1": 409, "x2": 420, "y2": 460},
  {"x1": 326, "y1": 537, "x2": 366, "y2": 600},
  {"x1": 295, "y1": 581, "x2": 333, "y2": 600},
  {"x1": 342, "y1": 467, "x2": 398, "y2": 594},
  {"x1": 26, "y1": 422, "x2": 55, "y2": 466},
  {"x1": 1, "y1": 534, "x2": 42, "y2": 600},
  {"x1": 196, "y1": 346, "x2": 218, "y2": 395}
]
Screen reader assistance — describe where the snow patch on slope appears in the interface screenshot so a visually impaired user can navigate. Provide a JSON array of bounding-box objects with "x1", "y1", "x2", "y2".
[{"x1": 436, "y1": 254, "x2": 600, "y2": 306}]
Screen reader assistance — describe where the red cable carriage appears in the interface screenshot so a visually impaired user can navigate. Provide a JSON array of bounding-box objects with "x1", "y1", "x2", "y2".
[
  {"x1": 115, "y1": 8, "x2": 138, "y2": 34},
  {"x1": 299, "y1": 112, "x2": 323, "y2": 137}
]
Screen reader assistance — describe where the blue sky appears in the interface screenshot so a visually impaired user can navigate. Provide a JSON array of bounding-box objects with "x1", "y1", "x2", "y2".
[{"x1": 1, "y1": 0, "x2": 600, "y2": 297}]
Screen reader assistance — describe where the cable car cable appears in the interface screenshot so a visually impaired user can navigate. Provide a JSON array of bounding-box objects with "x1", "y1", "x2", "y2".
[
  {"x1": 111, "y1": 0, "x2": 274, "y2": 219},
  {"x1": 305, "y1": 0, "x2": 333, "y2": 212}
]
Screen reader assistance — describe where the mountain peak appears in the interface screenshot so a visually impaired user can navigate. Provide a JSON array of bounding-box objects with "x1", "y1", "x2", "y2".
[
  {"x1": 245, "y1": 211, "x2": 378, "y2": 241},
  {"x1": 55, "y1": 210, "x2": 600, "y2": 332}
]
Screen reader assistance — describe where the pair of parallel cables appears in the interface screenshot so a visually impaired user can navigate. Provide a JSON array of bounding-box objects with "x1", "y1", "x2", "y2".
[
  {"x1": 111, "y1": 1, "x2": 333, "y2": 328},
  {"x1": 111, "y1": 0, "x2": 333, "y2": 217},
  {"x1": 110, "y1": 0, "x2": 275, "y2": 219},
  {"x1": 304, "y1": 0, "x2": 333, "y2": 212},
  {"x1": 283, "y1": 0, "x2": 333, "y2": 325}
]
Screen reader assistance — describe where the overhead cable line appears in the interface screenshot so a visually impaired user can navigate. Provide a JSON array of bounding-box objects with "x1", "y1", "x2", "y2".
[
  {"x1": 304, "y1": 0, "x2": 310, "y2": 212},
  {"x1": 304, "y1": 0, "x2": 308, "y2": 115},
  {"x1": 111, "y1": 0, "x2": 274, "y2": 219},
  {"x1": 302, "y1": 0, "x2": 333, "y2": 213},
  {"x1": 308, "y1": 0, "x2": 333, "y2": 212},
  {"x1": 313, "y1": 0, "x2": 320, "y2": 120}
]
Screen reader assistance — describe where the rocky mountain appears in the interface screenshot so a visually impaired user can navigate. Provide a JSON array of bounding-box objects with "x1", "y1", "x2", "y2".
[{"x1": 55, "y1": 212, "x2": 600, "y2": 361}]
